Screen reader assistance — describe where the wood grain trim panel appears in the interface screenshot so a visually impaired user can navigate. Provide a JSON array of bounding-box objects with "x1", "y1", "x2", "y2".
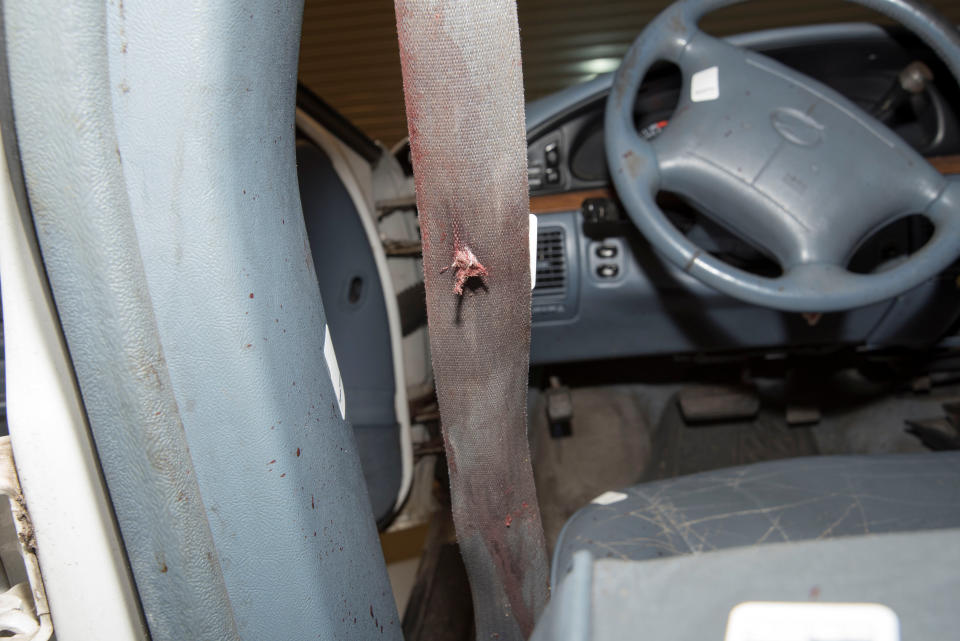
[
  {"x1": 930, "y1": 154, "x2": 960, "y2": 176},
  {"x1": 529, "y1": 188, "x2": 612, "y2": 214},
  {"x1": 529, "y1": 154, "x2": 960, "y2": 214}
]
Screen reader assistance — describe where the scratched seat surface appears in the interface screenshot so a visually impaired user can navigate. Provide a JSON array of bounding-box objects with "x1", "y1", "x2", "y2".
[{"x1": 551, "y1": 452, "x2": 960, "y2": 585}]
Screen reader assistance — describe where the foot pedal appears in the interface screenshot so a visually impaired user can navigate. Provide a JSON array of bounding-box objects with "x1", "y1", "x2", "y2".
[
  {"x1": 785, "y1": 368, "x2": 822, "y2": 426},
  {"x1": 544, "y1": 376, "x2": 573, "y2": 438},
  {"x1": 785, "y1": 404, "x2": 821, "y2": 426},
  {"x1": 905, "y1": 400, "x2": 960, "y2": 450},
  {"x1": 677, "y1": 384, "x2": 759, "y2": 424}
]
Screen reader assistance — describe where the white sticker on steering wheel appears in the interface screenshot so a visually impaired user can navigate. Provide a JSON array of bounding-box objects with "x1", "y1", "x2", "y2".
[{"x1": 691, "y1": 66, "x2": 720, "y2": 102}]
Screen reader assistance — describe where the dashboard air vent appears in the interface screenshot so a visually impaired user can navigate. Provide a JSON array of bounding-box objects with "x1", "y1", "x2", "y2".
[{"x1": 534, "y1": 227, "x2": 566, "y2": 295}]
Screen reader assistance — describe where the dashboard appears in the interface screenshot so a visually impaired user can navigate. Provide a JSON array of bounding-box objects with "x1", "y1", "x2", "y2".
[{"x1": 526, "y1": 23, "x2": 960, "y2": 365}]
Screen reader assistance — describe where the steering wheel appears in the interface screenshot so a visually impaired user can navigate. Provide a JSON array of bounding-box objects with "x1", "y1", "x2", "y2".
[{"x1": 606, "y1": 0, "x2": 960, "y2": 312}]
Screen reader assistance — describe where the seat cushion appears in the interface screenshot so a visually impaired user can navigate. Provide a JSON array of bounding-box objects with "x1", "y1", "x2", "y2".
[{"x1": 552, "y1": 452, "x2": 960, "y2": 585}]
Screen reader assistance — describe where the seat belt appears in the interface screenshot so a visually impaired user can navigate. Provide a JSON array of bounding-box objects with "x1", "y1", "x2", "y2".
[{"x1": 393, "y1": 1, "x2": 550, "y2": 639}]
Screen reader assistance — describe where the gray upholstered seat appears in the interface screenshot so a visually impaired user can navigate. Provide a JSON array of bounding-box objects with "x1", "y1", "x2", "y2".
[{"x1": 552, "y1": 452, "x2": 960, "y2": 585}]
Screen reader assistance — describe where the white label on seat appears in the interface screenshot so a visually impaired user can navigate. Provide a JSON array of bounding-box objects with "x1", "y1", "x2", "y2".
[
  {"x1": 691, "y1": 66, "x2": 720, "y2": 102},
  {"x1": 725, "y1": 602, "x2": 900, "y2": 641},
  {"x1": 323, "y1": 324, "x2": 346, "y2": 420},
  {"x1": 530, "y1": 213, "x2": 538, "y2": 290},
  {"x1": 592, "y1": 491, "x2": 628, "y2": 505}
]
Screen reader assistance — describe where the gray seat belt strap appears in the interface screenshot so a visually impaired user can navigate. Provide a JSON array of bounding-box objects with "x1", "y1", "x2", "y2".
[{"x1": 393, "y1": 1, "x2": 550, "y2": 638}]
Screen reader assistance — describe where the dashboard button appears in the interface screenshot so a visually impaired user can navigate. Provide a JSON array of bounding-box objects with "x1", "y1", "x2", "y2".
[
  {"x1": 597, "y1": 264, "x2": 619, "y2": 278},
  {"x1": 545, "y1": 142, "x2": 560, "y2": 167},
  {"x1": 596, "y1": 245, "x2": 618, "y2": 259},
  {"x1": 545, "y1": 167, "x2": 560, "y2": 184}
]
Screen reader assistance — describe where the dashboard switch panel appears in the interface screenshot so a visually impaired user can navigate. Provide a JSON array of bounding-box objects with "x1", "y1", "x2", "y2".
[
  {"x1": 582, "y1": 197, "x2": 624, "y2": 224},
  {"x1": 527, "y1": 134, "x2": 565, "y2": 193},
  {"x1": 588, "y1": 238, "x2": 626, "y2": 283}
]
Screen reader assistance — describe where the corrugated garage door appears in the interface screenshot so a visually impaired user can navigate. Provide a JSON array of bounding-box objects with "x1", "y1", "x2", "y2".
[{"x1": 299, "y1": 0, "x2": 960, "y2": 147}]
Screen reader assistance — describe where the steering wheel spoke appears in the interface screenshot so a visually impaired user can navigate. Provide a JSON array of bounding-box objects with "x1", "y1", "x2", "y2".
[{"x1": 926, "y1": 176, "x2": 960, "y2": 226}]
